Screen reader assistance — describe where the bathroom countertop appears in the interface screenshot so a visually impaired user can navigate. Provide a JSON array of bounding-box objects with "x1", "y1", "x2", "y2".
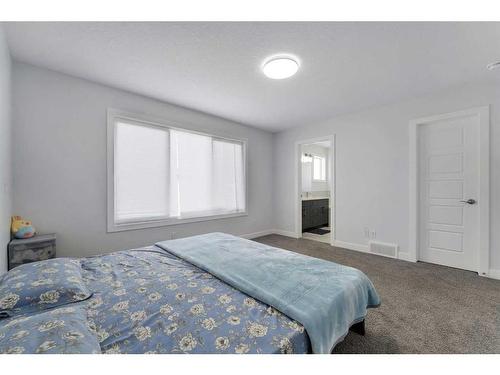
[{"x1": 301, "y1": 196, "x2": 330, "y2": 201}]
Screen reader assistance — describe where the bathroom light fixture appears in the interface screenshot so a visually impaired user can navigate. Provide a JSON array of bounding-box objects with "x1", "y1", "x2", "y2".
[
  {"x1": 301, "y1": 153, "x2": 313, "y2": 163},
  {"x1": 262, "y1": 56, "x2": 299, "y2": 79},
  {"x1": 486, "y1": 61, "x2": 500, "y2": 71}
]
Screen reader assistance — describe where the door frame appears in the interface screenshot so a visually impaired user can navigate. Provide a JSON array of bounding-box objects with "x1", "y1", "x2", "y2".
[
  {"x1": 294, "y1": 135, "x2": 336, "y2": 245},
  {"x1": 408, "y1": 106, "x2": 490, "y2": 276}
]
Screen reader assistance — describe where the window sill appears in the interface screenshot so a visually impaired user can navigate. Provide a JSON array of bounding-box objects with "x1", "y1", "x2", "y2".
[{"x1": 107, "y1": 211, "x2": 248, "y2": 233}]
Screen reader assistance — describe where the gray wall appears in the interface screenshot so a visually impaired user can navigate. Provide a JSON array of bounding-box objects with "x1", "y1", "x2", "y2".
[
  {"x1": 12, "y1": 62, "x2": 274, "y2": 258},
  {"x1": 0, "y1": 27, "x2": 12, "y2": 274},
  {"x1": 273, "y1": 82, "x2": 500, "y2": 273},
  {"x1": 10, "y1": 59, "x2": 500, "y2": 276}
]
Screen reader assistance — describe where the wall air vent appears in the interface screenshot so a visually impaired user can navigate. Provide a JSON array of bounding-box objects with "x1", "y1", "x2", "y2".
[{"x1": 368, "y1": 241, "x2": 398, "y2": 258}]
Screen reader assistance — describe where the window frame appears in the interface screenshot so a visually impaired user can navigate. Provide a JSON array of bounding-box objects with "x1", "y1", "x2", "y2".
[
  {"x1": 107, "y1": 108, "x2": 248, "y2": 233},
  {"x1": 312, "y1": 154, "x2": 327, "y2": 182}
]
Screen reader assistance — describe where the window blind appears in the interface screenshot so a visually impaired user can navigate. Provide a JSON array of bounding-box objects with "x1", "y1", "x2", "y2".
[
  {"x1": 113, "y1": 119, "x2": 245, "y2": 225},
  {"x1": 115, "y1": 121, "x2": 169, "y2": 222}
]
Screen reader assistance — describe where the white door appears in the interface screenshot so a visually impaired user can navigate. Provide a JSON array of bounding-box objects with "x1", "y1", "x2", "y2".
[{"x1": 418, "y1": 113, "x2": 480, "y2": 271}]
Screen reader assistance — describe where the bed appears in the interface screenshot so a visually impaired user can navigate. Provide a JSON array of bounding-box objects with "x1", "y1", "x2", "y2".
[{"x1": 0, "y1": 233, "x2": 380, "y2": 354}]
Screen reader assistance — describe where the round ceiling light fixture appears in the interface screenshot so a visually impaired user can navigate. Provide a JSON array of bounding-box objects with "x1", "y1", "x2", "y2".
[{"x1": 262, "y1": 55, "x2": 300, "y2": 79}]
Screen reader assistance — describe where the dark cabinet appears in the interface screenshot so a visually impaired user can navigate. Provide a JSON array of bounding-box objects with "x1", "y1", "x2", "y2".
[{"x1": 302, "y1": 199, "x2": 329, "y2": 232}]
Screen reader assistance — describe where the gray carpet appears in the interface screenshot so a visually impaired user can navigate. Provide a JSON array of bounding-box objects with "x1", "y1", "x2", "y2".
[{"x1": 254, "y1": 234, "x2": 500, "y2": 354}]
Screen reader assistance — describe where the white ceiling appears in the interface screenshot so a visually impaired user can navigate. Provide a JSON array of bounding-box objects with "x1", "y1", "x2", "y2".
[{"x1": 4, "y1": 22, "x2": 500, "y2": 132}]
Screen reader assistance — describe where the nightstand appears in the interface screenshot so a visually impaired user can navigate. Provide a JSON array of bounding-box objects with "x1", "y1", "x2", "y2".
[{"x1": 8, "y1": 233, "x2": 56, "y2": 270}]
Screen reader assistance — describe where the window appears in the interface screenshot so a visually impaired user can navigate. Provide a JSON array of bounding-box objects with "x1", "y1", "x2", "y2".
[
  {"x1": 312, "y1": 155, "x2": 326, "y2": 181},
  {"x1": 108, "y1": 110, "x2": 246, "y2": 232}
]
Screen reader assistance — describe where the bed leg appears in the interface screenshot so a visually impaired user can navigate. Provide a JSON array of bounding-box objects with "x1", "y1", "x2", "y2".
[{"x1": 349, "y1": 320, "x2": 365, "y2": 336}]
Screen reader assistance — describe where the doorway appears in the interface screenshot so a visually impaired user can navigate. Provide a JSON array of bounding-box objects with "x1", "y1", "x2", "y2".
[
  {"x1": 295, "y1": 136, "x2": 335, "y2": 245},
  {"x1": 409, "y1": 107, "x2": 490, "y2": 275}
]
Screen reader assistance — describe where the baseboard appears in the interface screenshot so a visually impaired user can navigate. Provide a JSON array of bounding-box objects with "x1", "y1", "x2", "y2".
[
  {"x1": 239, "y1": 229, "x2": 276, "y2": 239},
  {"x1": 331, "y1": 240, "x2": 369, "y2": 253},
  {"x1": 486, "y1": 269, "x2": 500, "y2": 280},
  {"x1": 240, "y1": 229, "x2": 300, "y2": 240},
  {"x1": 397, "y1": 251, "x2": 417, "y2": 262},
  {"x1": 257, "y1": 231, "x2": 413, "y2": 262},
  {"x1": 272, "y1": 229, "x2": 300, "y2": 239},
  {"x1": 329, "y1": 239, "x2": 420, "y2": 263}
]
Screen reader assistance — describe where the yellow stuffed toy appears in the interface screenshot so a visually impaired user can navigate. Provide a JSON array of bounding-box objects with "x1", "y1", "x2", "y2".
[{"x1": 11, "y1": 216, "x2": 36, "y2": 239}]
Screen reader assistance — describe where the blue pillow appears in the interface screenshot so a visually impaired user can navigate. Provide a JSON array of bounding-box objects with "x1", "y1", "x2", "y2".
[
  {"x1": 0, "y1": 305, "x2": 101, "y2": 354},
  {"x1": 0, "y1": 258, "x2": 92, "y2": 318}
]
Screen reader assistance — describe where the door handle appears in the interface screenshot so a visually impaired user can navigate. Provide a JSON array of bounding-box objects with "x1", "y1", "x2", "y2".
[{"x1": 460, "y1": 199, "x2": 476, "y2": 205}]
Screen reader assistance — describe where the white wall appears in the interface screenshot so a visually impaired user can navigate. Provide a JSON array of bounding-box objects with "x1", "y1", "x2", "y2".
[
  {"x1": 273, "y1": 82, "x2": 500, "y2": 273},
  {"x1": 12, "y1": 62, "x2": 274, "y2": 258},
  {"x1": 0, "y1": 27, "x2": 12, "y2": 274}
]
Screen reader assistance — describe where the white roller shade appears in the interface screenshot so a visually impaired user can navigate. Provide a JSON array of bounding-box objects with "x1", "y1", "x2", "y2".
[
  {"x1": 114, "y1": 121, "x2": 169, "y2": 222},
  {"x1": 111, "y1": 116, "x2": 246, "y2": 230},
  {"x1": 170, "y1": 130, "x2": 245, "y2": 218}
]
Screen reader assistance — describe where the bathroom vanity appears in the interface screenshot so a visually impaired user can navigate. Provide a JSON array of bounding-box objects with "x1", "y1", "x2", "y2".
[{"x1": 302, "y1": 198, "x2": 329, "y2": 232}]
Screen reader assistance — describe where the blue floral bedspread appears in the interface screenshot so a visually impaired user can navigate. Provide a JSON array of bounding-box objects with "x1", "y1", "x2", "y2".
[{"x1": 1, "y1": 246, "x2": 310, "y2": 354}]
